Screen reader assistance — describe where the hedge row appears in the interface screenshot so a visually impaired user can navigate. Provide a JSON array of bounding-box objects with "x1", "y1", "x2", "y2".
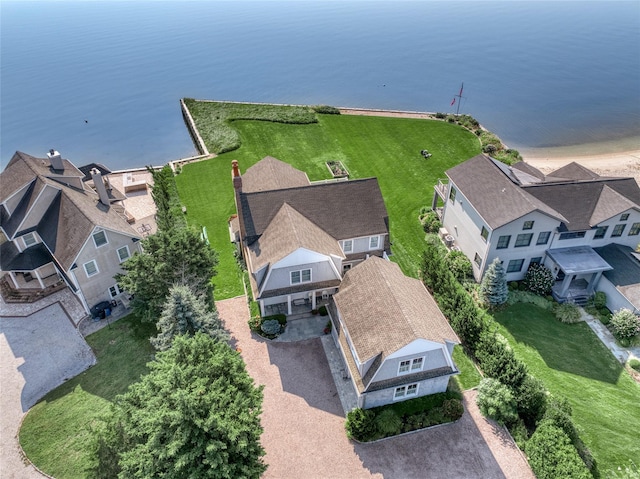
[{"x1": 420, "y1": 238, "x2": 595, "y2": 477}]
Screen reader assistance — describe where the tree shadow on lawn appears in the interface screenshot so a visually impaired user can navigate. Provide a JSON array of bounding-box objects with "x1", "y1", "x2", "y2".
[
  {"x1": 266, "y1": 338, "x2": 345, "y2": 417},
  {"x1": 494, "y1": 304, "x2": 624, "y2": 384}
]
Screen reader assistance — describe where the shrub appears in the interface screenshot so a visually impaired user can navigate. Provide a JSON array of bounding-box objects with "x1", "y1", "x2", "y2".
[
  {"x1": 522, "y1": 264, "x2": 555, "y2": 296},
  {"x1": 507, "y1": 290, "x2": 554, "y2": 310},
  {"x1": 629, "y1": 358, "x2": 640, "y2": 372},
  {"x1": 434, "y1": 112, "x2": 446, "y2": 119},
  {"x1": 375, "y1": 409, "x2": 402, "y2": 436},
  {"x1": 476, "y1": 332, "x2": 528, "y2": 390},
  {"x1": 445, "y1": 251, "x2": 473, "y2": 283},
  {"x1": 260, "y1": 319, "x2": 281, "y2": 336},
  {"x1": 592, "y1": 291, "x2": 607, "y2": 309},
  {"x1": 525, "y1": 420, "x2": 592, "y2": 479},
  {"x1": 441, "y1": 398, "x2": 464, "y2": 421},
  {"x1": 554, "y1": 303, "x2": 582, "y2": 324},
  {"x1": 508, "y1": 419, "x2": 529, "y2": 450},
  {"x1": 480, "y1": 258, "x2": 509, "y2": 307},
  {"x1": 311, "y1": 105, "x2": 340, "y2": 114},
  {"x1": 476, "y1": 378, "x2": 518, "y2": 426},
  {"x1": 514, "y1": 374, "x2": 547, "y2": 428},
  {"x1": 610, "y1": 308, "x2": 640, "y2": 340},
  {"x1": 318, "y1": 305, "x2": 328, "y2": 316},
  {"x1": 248, "y1": 315, "x2": 261, "y2": 332},
  {"x1": 419, "y1": 210, "x2": 441, "y2": 234},
  {"x1": 345, "y1": 408, "x2": 376, "y2": 441}
]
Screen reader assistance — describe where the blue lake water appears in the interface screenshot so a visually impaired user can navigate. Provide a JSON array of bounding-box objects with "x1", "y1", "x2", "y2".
[{"x1": 2, "y1": 1, "x2": 639, "y2": 170}]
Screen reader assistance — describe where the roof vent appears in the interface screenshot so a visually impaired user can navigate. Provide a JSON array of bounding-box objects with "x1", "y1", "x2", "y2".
[{"x1": 47, "y1": 149, "x2": 64, "y2": 171}]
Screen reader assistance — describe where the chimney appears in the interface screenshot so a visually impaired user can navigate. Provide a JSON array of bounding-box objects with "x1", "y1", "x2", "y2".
[
  {"x1": 232, "y1": 160, "x2": 242, "y2": 191},
  {"x1": 91, "y1": 168, "x2": 111, "y2": 206},
  {"x1": 47, "y1": 149, "x2": 64, "y2": 171}
]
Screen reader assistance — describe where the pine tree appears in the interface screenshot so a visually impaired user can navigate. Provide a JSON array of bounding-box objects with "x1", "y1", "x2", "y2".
[
  {"x1": 480, "y1": 257, "x2": 508, "y2": 306},
  {"x1": 151, "y1": 284, "x2": 228, "y2": 351},
  {"x1": 91, "y1": 334, "x2": 266, "y2": 479}
]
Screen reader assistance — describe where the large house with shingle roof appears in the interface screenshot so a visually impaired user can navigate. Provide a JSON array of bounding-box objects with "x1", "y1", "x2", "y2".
[
  {"x1": 231, "y1": 156, "x2": 390, "y2": 316},
  {"x1": 432, "y1": 154, "x2": 640, "y2": 310},
  {"x1": 329, "y1": 256, "x2": 459, "y2": 409},
  {"x1": 0, "y1": 150, "x2": 142, "y2": 318}
]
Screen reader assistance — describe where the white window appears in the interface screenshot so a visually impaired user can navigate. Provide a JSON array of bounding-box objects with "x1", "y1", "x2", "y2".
[
  {"x1": 117, "y1": 245, "x2": 130, "y2": 263},
  {"x1": 290, "y1": 268, "x2": 312, "y2": 285},
  {"x1": 369, "y1": 236, "x2": 380, "y2": 249},
  {"x1": 398, "y1": 357, "x2": 423, "y2": 375},
  {"x1": 343, "y1": 240, "x2": 353, "y2": 253},
  {"x1": 23, "y1": 232, "x2": 37, "y2": 248},
  {"x1": 394, "y1": 383, "x2": 419, "y2": 400},
  {"x1": 93, "y1": 230, "x2": 108, "y2": 247},
  {"x1": 84, "y1": 260, "x2": 99, "y2": 277},
  {"x1": 109, "y1": 284, "x2": 122, "y2": 298}
]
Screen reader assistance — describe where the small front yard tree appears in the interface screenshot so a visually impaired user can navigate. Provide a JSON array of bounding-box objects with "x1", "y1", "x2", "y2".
[
  {"x1": 480, "y1": 258, "x2": 508, "y2": 307},
  {"x1": 522, "y1": 263, "x2": 555, "y2": 296},
  {"x1": 91, "y1": 334, "x2": 266, "y2": 479},
  {"x1": 151, "y1": 284, "x2": 227, "y2": 351}
]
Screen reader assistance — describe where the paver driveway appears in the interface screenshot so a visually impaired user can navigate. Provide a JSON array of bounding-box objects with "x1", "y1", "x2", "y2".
[
  {"x1": 0, "y1": 302, "x2": 95, "y2": 479},
  {"x1": 218, "y1": 297, "x2": 534, "y2": 479}
]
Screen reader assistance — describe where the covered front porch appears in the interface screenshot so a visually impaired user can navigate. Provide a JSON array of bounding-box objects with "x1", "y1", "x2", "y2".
[
  {"x1": 545, "y1": 246, "x2": 613, "y2": 304},
  {"x1": 260, "y1": 288, "x2": 336, "y2": 318}
]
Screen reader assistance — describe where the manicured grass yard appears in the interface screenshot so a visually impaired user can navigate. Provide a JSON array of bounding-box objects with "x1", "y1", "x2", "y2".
[
  {"x1": 494, "y1": 303, "x2": 640, "y2": 475},
  {"x1": 452, "y1": 345, "x2": 483, "y2": 390},
  {"x1": 19, "y1": 316, "x2": 156, "y2": 479},
  {"x1": 176, "y1": 108, "x2": 481, "y2": 300}
]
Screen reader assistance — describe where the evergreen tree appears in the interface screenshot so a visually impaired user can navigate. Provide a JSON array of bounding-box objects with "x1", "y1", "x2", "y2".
[
  {"x1": 151, "y1": 284, "x2": 228, "y2": 351},
  {"x1": 148, "y1": 165, "x2": 186, "y2": 232},
  {"x1": 117, "y1": 227, "x2": 218, "y2": 320},
  {"x1": 91, "y1": 334, "x2": 266, "y2": 479},
  {"x1": 480, "y1": 258, "x2": 508, "y2": 306}
]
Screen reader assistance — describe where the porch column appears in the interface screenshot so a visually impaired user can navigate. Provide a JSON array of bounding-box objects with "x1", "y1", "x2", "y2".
[
  {"x1": 259, "y1": 300, "x2": 265, "y2": 317},
  {"x1": 311, "y1": 292, "x2": 316, "y2": 310},
  {"x1": 559, "y1": 273, "x2": 573, "y2": 296},
  {"x1": 33, "y1": 270, "x2": 45, "y2": 289},
  {"x1": 431, "y1": 191, "x2": 438, "y2": 211},
  {"x1": 7, "y1": 272, "x2": 19, "y2": 288},
  {"x1": 589, "y1": 272, "x2": 603, "y2": 294},
  {"x1": 287, "y1": 295, "x2": 292, "y2": 315}
]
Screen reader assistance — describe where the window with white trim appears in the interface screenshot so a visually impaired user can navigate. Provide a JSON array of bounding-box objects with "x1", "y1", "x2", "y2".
[
  {"x1": 369, "y1": 236, "x2": 380, "y2": 249},
  {"x1": 23, "y1": 232, "x2": 37, "y2": 248},
  {"x1": 394, "y1": 383, "x2": 419, "y2": 399},
  {"x1": 411, "y1": 357, "x2": 424, "y2": 371},
  {"x1": 343, "y1": 240, "x2": 353, "y2": 253},
  {"x1": 93, "y1": 230, "x2": 108, "y2": 247},
  {"x1": 117, "y1": 245, "x2": 130, "y2": 263},
  {"x1": 109, "y1": 284, "x2": 122, "y2": 298},
  {"x1": 290, "y1": 268, "x2": 311, "y2": 285},
  {"x1": 398, "y1": 360, "x2": 410, "y2": 374},
  {"x1": 84, "y1": 260, "x2": 99, "y2": 277},
  {"x1": 398, "y1": 357, "x2": 424, "y2": 375}
]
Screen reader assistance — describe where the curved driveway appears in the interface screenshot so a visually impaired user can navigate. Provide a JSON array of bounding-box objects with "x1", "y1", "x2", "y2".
[{"x1": 218, "y1": 296, "x2": 534, "y2": 479}]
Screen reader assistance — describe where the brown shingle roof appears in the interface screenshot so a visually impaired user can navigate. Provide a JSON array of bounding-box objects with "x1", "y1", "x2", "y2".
[
  {"x1": 240, "y1": 177, "x2": 389, "y2": 244},
  {"x1": 446, "y1": 154, "x2": 566, "y2": 229},
  {"x1": 333, "y1": 256, "x2": 458, "y2": 363},
  {"x1": 241, "y1": 156, "x2": 310, "y2": 193}
]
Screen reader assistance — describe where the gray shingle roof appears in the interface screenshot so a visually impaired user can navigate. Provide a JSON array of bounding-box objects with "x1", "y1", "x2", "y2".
[
  {"x1": 241, "y1": 156, "x2": 310, "y2": 193},
  {"x1": 240, "y1": 177, "x2": 389, "y2": 244},
  {"x1": 333, "y1": 256, "x2": 459, "y2": 363},
  {"x1": 594, "y1": 243, "x2": 640, "y2": 310}
]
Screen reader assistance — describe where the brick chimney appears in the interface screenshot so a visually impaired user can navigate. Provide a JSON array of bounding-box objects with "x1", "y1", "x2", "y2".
[
  {"x1": 232, "y1": 160, "x2": 242, "y2": 191},
  {"x1": 47, "y1": 149, "x2": 64, "y2": 171},
  {"x1": 91, "y1": 168, "x2": 111, "y2": 206}
]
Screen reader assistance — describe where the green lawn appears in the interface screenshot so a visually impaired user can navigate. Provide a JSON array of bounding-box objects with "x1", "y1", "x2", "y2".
[
  {"x1": 494, "y1": 303, "x2": 640, "y2": 475},
  {"x1": 19, "y1": 316, "x2": 156, "y2": 479},
  {"x1": 175, "y1": 111, "x2": 481, "y2": 300},
  {"x1": 452, "y1": 345, "x2": 483, "y2": 390}
]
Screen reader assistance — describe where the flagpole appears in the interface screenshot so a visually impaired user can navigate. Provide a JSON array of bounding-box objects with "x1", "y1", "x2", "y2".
[{"x1": 456, "y1": 82, "x2": 463, "y2": 115}]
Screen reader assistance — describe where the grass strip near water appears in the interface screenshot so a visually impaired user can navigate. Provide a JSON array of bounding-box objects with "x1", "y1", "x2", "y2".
[
  {"x1": 19, "y1": 316, "x2": 156, "y2": 479},
  {"x1": 494, "y1": 303, "x2": 640, "y2": 474},
  {"x1": 176, "y1": 104, "x2": 481, "y2": 300}
]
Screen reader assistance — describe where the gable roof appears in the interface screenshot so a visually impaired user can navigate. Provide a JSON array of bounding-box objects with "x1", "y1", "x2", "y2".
[
  {"x1": 0, "y1": 151, "x2": 139, "y2": 270},
  {"x1": 247, "y1": 203, "x2": 344, "y2": 271},
  {"x1": 241, "y1": 156, "x2": 310, "y2": 193},
  {"x1": 547, "y1": 161, "x2": 601, "y2": 181},
  {"x1": 239, "y1": 177, "x2": 389, "y2": 244},
  {"x1": 334, "y1": 256, "x2": 458, "y2": 363},
  {"x1": 594, "y1": 243, "x2": 640, "y2": 310},
  {"x1": 446, "y1": 154, "x2": 566, "y2": 229}
]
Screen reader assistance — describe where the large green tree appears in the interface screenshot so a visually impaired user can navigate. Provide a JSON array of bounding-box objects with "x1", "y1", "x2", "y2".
[
  {"x1": 91, "y1": 334, "x2": 266, "y2": 479},
  {"x1": 151, "y1": 284, "x2": 228, "y2": 351},
  {"x1": 117, "y1": 227, "x2": 218, "y2": 320},
  {"x1": 149, "y1": 165, "x2": 186, "y2": 232}
]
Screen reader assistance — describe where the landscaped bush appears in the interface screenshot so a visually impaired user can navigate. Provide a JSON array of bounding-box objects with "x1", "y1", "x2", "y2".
[
  {"x1": 250, "y1": 314, "x2": 287, "y2": 338},
  {"x1": 419, "y1": 209, "x2": 441, "y2": 234},
  {"x1": 475, "y1": 332, "x2": 528, "y2": 390},
  {"x1": 476, "y1": 378, "x2": 518, "y2": 426},
  {"x1": 260, "y1": 319, "x2": 281, "y2": 336},
  {"x1": 375, "y1": 409, "x2": 402, "y2": 436},
  {"x1": 345, "y1": 408, "x2": 377, "y2": 441},
  {"x1": 441, "y1": 398, "x2": 464, "y2": 421},
  {"x1": 592, "y1": 291, "x2": 607, "y2": 309},
  {"x1": 525, "y1": 420, "x2": 592, "y2": 479},
  {"x1": 513, "y1": 374, "x2": 547, "y2": 428},
  {"x1": 554, "y1": 303, "x2": 582, "y2": 324},
  {"x1": 610, "y1": 308, "x2": 640, "y2": 341},
  {"x1": 318, "y1": 305, "x2": 328, "y2": 316},
  {"x1": 311, "y1": 105, "x2": 341, "y2": 114},
  {"x1": 507, "y1": 290, "x2": 554, "y2": 309},
  {"x1": 629, "y1": 358, "x2": 640, "y2": 372},
  {"x1": 522, "y1": 263, "x2": 555, "y2": 296},
  {"x1": 444, "y1": 250, "x2": 473, "y2": 283}
]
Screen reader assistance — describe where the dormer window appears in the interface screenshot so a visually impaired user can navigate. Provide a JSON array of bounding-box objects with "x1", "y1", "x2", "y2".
[
  {"x1": 343, "y1": 240, "x2": 353, "y2": 253},
  {"x1": 93, "y1": 230, "x2": 108, "y2": 248},
  {"x1": 23, "y1": 232, "x2": 37, "y2": 248},
  {"x1": 291, "y1": 268, "x2": 311, "y2": 285},
  {"x1": 398, "y1": 357, "x2": 424, "y2": 375}
]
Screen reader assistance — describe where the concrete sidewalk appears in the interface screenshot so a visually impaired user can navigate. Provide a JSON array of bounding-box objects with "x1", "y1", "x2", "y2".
[{"x1": 580, "y1": 309, "x2": 640, "y2": 363}]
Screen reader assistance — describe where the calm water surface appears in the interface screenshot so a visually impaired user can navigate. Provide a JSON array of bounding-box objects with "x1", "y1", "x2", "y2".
[{"x1": 1, "y1": 1, "x2": 639, "y2": 169}]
